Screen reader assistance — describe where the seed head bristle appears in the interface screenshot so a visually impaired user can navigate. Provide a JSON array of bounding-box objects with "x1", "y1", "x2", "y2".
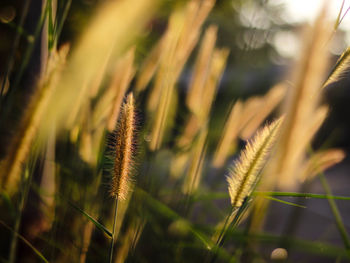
[
  {"x1": 111, "y1": 93, "x2": 136, "y2": 200},
  {"x1": 323, "y1": 46, "x2": 350, "y2": 88},
  {"x1": 227, "y1": 118, "x2": 282, "y2": 207}
]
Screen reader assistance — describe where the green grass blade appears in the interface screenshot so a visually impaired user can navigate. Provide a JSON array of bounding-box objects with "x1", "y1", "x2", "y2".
[
  {"x1": 318, "y1": 173, "x2": 350, "y2": 252},
  {"x1": 52, "y1": 0, "x2": 72, "y2": 49},
  {"x1": 69, "y1": 201, "x2": 112, "y2": 238},
  {"x1": 0, "y1": 220, "x2": 49, "y2": 263},
  {"x1": 263, "y1": 196, "x2": 306, "y2": 208},
  {"x1": 12, "y1": 1, "x2": 49, "y2": 90},
  {"x1": 256, "y1": 191, "x2": 350, "y2": 201},
  {"x1": 196, "y1": 191, "x2": 350, "y2": 201},
  {"x1": 47, "y1": 0, "x2": 55, "y2": 50}
]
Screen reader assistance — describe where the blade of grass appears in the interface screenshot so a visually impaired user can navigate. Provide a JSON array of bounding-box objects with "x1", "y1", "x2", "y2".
[
  {"x1": 69, "y1": 201, "x2": 112, "y2": 238},
  {"x1": 318, "y1": 172, "x2": 350, "y2": 252},
  {"x1": 0, "y1": 220, "x2": 49, "y2": 263},
  {"x1": 52, "y1": 0, "x2": 72, "y2": 49},
  {"x1": 334, "y1": 0, "x2": 345, "y2": 30},
  {"x1": 262, "y1": 196, "x2": 306, "y2": 208},
  {"x1": 196, "y1": 191, "x2": 350, "y2": 201},
  {"x1": 12, "y1": 0, "x2": 50, "y2": 90},
  {"x1": 257, "y1": 191, "x2": 350, "y2": 201},
  {"x1": 47, "y1": 0, "x2": 55, "y2": 50}
]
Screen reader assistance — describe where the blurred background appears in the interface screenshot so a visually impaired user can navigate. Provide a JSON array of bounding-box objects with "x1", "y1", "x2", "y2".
[{"x1": 1, "y1": 0, "x2": 350, "y2": 262}]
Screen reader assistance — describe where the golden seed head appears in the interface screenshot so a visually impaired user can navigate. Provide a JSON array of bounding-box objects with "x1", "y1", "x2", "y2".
[
  {"x1": 110, "y1": 93, "x2": 136, "y2": 200},
  {"x1": 227, "y1": 118, "x2": 282, "y2": 207}
]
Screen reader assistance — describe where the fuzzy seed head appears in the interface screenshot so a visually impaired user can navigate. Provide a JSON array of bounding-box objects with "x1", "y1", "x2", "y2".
[
  {"x1": 111, "y1": 93, "x2": 135, "y2": 200},
  {"x1": 227, "y1": 118, "x2": 282, "y2": 207}
]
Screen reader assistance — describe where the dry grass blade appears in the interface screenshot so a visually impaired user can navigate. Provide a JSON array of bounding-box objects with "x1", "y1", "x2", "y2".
[
  {"x1": 201, "y1": 48, "x2": 229, "y2": 120},
  {"x1": 186, "y1": 25, "x2": 217, "y2": 114},
  {"x1": 277, "y1": 106, "x2": 329, "y2": 189},
  {"x1": 111, "y1": 93, "x2": 136, "y2": 201},
  {"x1": 107, "y1": 49, "x2": 136, "y2": 132},
  {"x1": 92, "y1": 47, "x2": 135, "y2": 130},
  {"x1": 177, "y1": 47, "x2": 229, "y2": 149},
  {"x1": 182, "y1": 127, "x2": 208, "y2": 195},
  {"x1": 212, "y1": 100, "x2": 243, "y2": 168},
  {"x1": 227, "y1": 118, "x2": 283, "y2": 207},
  {"x1": 135, "y1": 37, "x2": 164, "y2": 93},
  {"x1": 146, "y1": 1, "x2": 217, "y2": 151},
  {"x1": 273, "y1": 4, "x2": 332, "y2": 190},
  {"x1": 147, "y1": 0, "x2": 215, "y2": 114}
]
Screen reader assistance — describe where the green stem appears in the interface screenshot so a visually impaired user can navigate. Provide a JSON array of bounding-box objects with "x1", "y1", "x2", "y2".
[
  {"x1": 209, "y1": 198, "x2": 250, "y2": 263},
  {"x1": 255, "y1": 191, "x2": 350, "y2": 200},
  {"x1": 318, "y1": 173, "x2": 350, "y2": 252},
  {"x1": 109, "y1": 198, "x2": 119, "y2": 263}
]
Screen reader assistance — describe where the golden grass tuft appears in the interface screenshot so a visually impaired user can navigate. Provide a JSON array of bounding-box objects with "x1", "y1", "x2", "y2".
[
  {"x1": 300, "y1": 149, "x2": 346, "y2": 182},
  {"x1": 227, "y1": 118, "x2": 282, "y2": 207},
  {"x1": 111, "y1": 93, "x2": 136, "y2": 201}
]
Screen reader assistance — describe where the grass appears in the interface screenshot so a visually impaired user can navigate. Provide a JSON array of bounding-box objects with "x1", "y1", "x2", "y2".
[{"x1": 0, "y1": 0, "x2": 350, "y2": 262}]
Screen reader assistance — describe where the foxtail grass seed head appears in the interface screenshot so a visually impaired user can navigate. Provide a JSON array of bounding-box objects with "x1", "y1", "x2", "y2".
[
  {"x1": 227, "y1": 118, "x2": 283, "y2": 207},
  {"x1": 110, "y1": 93, "x2": 136, "y2": 201}
]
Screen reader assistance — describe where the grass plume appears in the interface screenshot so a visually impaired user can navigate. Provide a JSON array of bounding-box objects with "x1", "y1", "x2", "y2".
[
  {"x1": 110, "y1": 93, "x2": 136, "y2": 201},
  {"x1": 0, "y1": 45, "x2": 69, "y2": 192},
  {"x1": 323, "y1": 46, "x2": 350, "y2": 88},
  {"x1": 227, "y1": 118, "x2": 283, "y2": 207}
]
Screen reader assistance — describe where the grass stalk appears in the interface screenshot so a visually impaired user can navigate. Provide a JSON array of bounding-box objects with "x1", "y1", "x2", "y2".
[{"x1": 109, "y1": 198, "x2": 119, "y2": 263}]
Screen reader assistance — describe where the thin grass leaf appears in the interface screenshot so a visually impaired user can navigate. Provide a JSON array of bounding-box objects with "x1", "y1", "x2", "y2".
[
  {"x1": 12, "y1": 0, "x2": 50, "y2": 90},
  {"x1": 318, "y1": 172, "x2": 350, "y2": 252},
  {"x1": 334, "y1": 0, "x2": 345, "y2": 30},
  {"x1": 0, "y1": 220, "x2": 49, "y2": 263},
  {"x1": 255, "y1": 192, "x2": 350, "y2": 201},
  {"x1": 47, "y1": 0, "x2": 55, "y2": 50},
  {"x1": 263, "y1": 196, "x2": 306, "y2": 208},
  {"x1": 52, "y1": 0, "x2": 72, "y2": 48},
  {"x1": 196, "y1": 191, "x2": 350, "y2": 201},
  {"x1": 69, "y1": 201, "x2": 112, "y2": 238}
]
